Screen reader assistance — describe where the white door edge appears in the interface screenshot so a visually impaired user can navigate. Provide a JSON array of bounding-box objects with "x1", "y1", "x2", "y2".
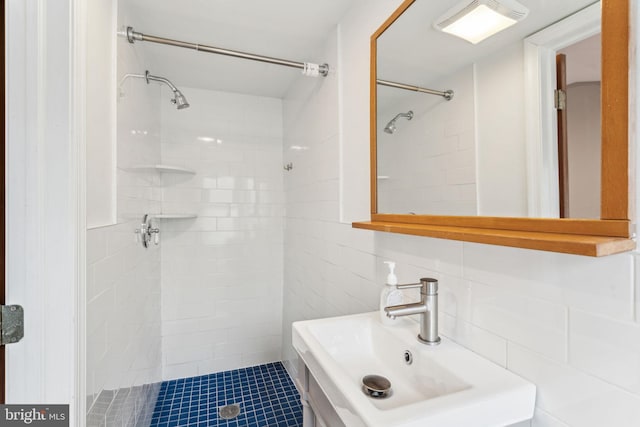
[{"x1": 6, "y1": 0, "x2": 86, "y2": 425}]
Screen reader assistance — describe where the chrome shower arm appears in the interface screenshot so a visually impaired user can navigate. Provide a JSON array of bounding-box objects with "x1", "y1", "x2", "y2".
[
  {"x1": 119, "y1": 72, "x2": 147, "y2": 86},
  {"x1": 118, "y1": 70, "x2": 189, "y2": 109},
  {"x1": 120, "y1": 71, "x2": 179, "y2": 92},
  {"x1": 145, "y1": 72, "x2": 179, "y2": 92},
  {"x1": 392, "y1": 111, "x2": 414, "y2": 122}
]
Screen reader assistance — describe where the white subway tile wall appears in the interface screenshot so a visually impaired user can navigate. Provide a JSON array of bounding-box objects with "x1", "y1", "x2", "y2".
[
  {"x1": 86, "y1": 2, "x2": 163, "y2": 424},
  {"x1": 159, "y1": 87, "x2": 285, "y2": 380},
  {"x1": 281, "y1": 2, "x2": 640, "y2": 427},
  {"x1": 85, "y1": 89, "x2": 163, "y2": 424}
]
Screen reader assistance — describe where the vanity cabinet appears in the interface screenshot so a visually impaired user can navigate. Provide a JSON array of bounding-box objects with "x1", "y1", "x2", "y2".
[{"x1": 296, "y1": 358, "x2": 346, "y2": 427}]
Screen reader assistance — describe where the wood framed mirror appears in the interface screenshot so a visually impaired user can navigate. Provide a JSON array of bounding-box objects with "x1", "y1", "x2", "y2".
[{"x1": 353, "y1": 0, "x2": 634, "y2": 256}]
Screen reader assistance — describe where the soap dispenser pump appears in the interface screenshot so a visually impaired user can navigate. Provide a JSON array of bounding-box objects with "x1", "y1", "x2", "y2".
[{"x1": 380, "y1": 261, "x2": 403, "y2": 325}]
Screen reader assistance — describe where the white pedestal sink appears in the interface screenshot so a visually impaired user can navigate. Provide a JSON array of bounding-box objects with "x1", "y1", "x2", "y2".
[{"x1": 292, "y1": 311, "x2": 536, "y2": 427}]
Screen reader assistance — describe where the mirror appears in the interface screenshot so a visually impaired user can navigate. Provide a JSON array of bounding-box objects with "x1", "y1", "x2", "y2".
[
  {"x1": 356, "y1": 0, "x2": 632, "y2": 257},
  {"x1": 375, "y1": 0, "x2": 602, "y2": 218}
]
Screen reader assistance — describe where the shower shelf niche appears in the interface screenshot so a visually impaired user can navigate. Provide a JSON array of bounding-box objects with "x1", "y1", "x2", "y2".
[
  {"x1": 152, "y1": 214, "x2": 198, "y2": 220},
  {"x1": 122, "y1": 164, "x2": 196, "y2": 175}
]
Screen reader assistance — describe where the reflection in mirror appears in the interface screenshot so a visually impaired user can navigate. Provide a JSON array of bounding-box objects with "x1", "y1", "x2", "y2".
[
  {"x1": 560, "y1": 34, "x2": 602, "y2": 218},
  {"x1": 375, "y1": 0, "x2": 600, "y2": 218}
]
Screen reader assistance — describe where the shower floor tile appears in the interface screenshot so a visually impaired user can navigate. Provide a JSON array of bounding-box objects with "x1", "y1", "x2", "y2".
[{"x1": 150, "y1": 362, "x2": 302, "y2": 427}]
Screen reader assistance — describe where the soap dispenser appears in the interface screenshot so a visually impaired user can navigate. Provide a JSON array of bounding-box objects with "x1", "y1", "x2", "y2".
[{"x1": 380, "y1": 261, "x2": 403, "y2": 325}]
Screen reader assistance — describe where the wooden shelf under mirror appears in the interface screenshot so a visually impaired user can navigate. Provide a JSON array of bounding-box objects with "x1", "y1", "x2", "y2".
[
  {"x1": 352, "y1": 0, "x2": 635, "y2": 257},
  {"x1": 353, "y1": 221, "x2": 634, "y2": 257}
]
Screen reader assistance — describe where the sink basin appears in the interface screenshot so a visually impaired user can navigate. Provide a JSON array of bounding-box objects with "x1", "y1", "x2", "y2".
[{"x1": 292, "y1": 311, "x2": 535, "y2": 427}]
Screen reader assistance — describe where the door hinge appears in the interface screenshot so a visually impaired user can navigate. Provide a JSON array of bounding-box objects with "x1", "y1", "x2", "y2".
[
  {"x1": 554, "y1": 89, "x2": 567, "y2": 110},
  {"x1": 0, "y1": 305, "x2": 24, "y2": 345}
]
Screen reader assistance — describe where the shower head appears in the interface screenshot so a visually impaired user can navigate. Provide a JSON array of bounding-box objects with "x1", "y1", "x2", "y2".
[
  {"x1": 172, "y1": 90, "x2": 190, "y2": 109},
  {"x1": 143, "y1": 70, "x2": 190, "y2": 110},
  {"x1": 118, "y1": 70, "x2": 190, "y2": 109},
  {"x1": 384, "y1": 110, "x2": 414, "y2": 134}
]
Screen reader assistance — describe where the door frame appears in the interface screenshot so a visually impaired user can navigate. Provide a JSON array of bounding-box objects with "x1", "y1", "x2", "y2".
[
  {"x1": 556, "y1": 53, "x2": 569, "y2": 217},
  {"x1": 523, "y1": 3, "x2": 601, "y2": 217},
  {"x1": 6, "y1": 0, "x2": 86, "y2": 423},
  {"x1": 1, "y1": 0, "x2": 6, "y2": 404}
]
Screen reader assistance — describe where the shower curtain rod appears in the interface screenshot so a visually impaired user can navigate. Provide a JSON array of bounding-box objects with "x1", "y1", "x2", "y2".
[
  {"x1": 125, "y1": 27, "x2": 329, "y2": 77},
  {"x1": 377, "y1": 79, "x2": 454, "y2": 100}
]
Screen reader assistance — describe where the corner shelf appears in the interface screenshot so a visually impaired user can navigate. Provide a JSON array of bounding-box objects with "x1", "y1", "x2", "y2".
[
  {"x1": 152, "y1": 214, "x2": 198, "y2": 220},
  {"x1": 122, "y1": 164, "x2": 196, "y2": 175}
]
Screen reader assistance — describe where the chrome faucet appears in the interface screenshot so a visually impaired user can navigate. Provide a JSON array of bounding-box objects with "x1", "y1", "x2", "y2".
[{"x1": 384, "y1": 278, "x2": 440, "y2": 345}]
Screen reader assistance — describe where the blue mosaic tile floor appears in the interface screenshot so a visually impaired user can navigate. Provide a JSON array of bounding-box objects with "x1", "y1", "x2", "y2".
[{"x1": 150, "y1": 362, "x2": 302, "y2": 427}]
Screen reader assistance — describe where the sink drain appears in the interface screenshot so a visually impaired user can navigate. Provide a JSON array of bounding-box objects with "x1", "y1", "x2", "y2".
[
  {"x1": 362, "y1": 374, "x2": 392, "y2": 399},
  {"x1": 219, "y1": 404, "x2": 241, "y2": 420}
]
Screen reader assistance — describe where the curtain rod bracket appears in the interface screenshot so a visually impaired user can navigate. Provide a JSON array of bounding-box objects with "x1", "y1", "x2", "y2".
[{"x1": 126, "y1": 26, "x2": 142, "y2": 43}]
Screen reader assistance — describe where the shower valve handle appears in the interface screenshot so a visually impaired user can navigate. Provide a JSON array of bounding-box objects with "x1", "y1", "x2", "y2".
[
  {"x1": 135, "y1": 214, "x2": 160, "y2": 248},
  {"x1": 150, "y1": 227, "x2": 160, "y2": 245}
]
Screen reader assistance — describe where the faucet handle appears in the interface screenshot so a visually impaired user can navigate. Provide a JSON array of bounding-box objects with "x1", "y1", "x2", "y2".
[
  {"x1": 396, "y1": 282, "x2": 422, "y2": 290},
  {"x1": 397, "y1": 278, "x2": 438, "y2": 295}
]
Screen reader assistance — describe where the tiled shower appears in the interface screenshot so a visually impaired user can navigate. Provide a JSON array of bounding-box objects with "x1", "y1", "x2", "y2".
[
  {"x1": 87, "y1": 64, "x2": 288, "y2": 427},
  {"x1": 86, "y1": 1, "x2": 288, "y2": 421}
]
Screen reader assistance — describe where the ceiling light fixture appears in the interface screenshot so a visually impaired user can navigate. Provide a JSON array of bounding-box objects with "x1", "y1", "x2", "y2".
[{"x1": 434, "y1": 0, "x2": 529, "y2": 44}]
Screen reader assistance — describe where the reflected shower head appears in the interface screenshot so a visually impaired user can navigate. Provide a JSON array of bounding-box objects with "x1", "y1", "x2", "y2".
[
  {"x1": 173, "y1": 90, "x2": 190, "y2": 109},
  {"x1": 384, "y1": 121, "x2": 397, "y2": 134},
  {"x1": 384, "y1": 110, "x2": 413, "y2": 134}
]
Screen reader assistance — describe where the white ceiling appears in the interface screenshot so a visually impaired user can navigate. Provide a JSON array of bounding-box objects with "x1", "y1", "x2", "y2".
[
  {"x1": 123, "y1": 1, "x2": 600, "y2": 99},
  {"x1": 377, "y1": 0, "x2": 599, "y2": 87},
  {"x1": 123, "y1": 0, "x2": 356, "y2": 98}
]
